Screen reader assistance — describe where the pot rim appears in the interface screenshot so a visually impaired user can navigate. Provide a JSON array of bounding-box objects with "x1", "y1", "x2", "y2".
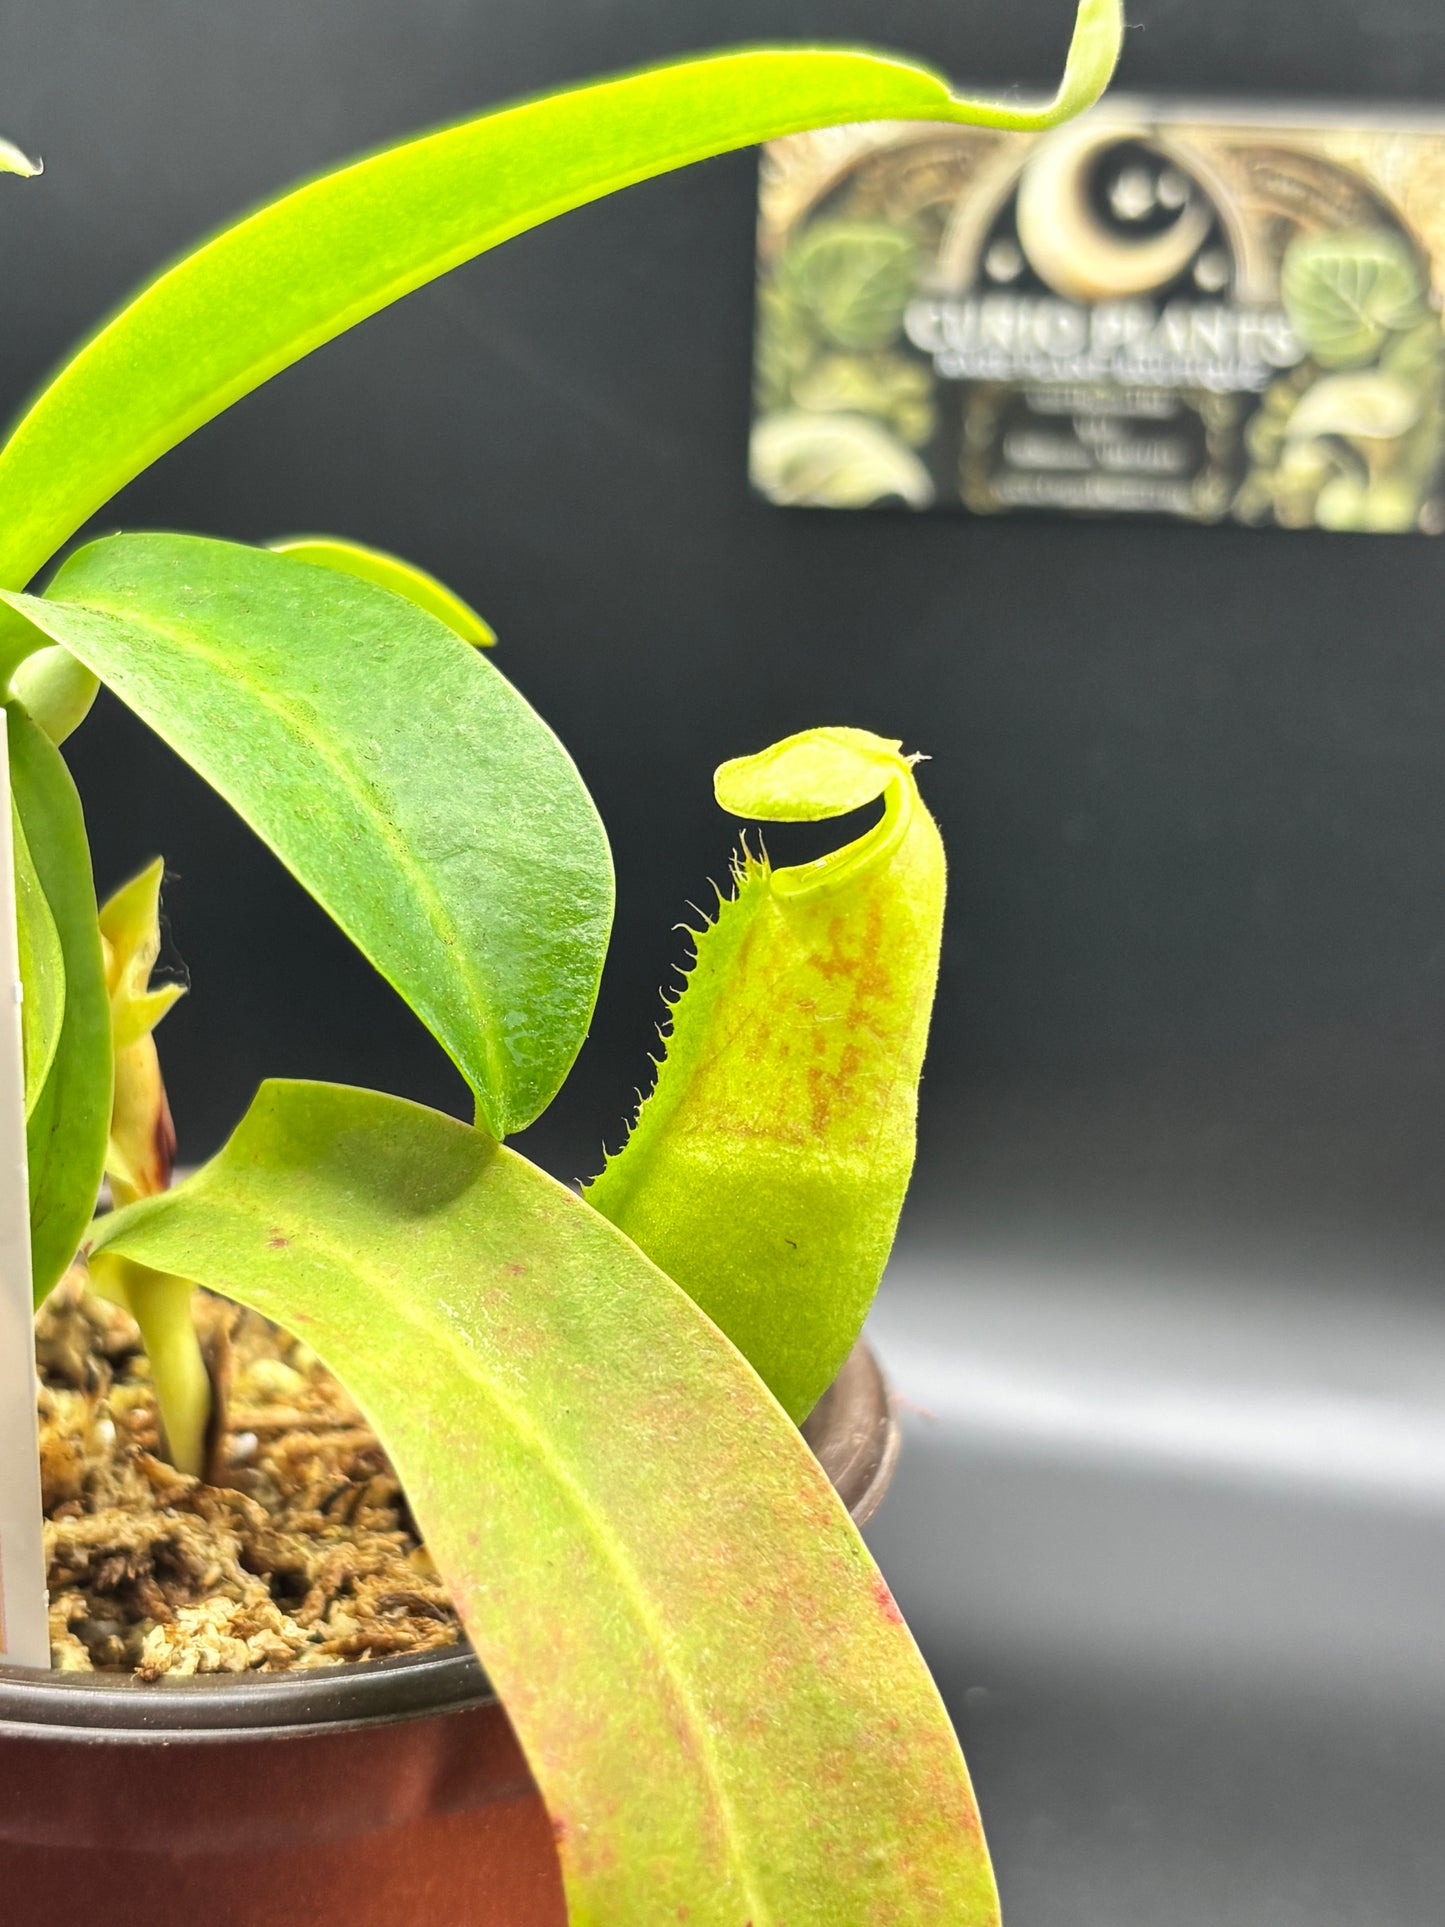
[
  {"x1": 0, "y1": 1337, "x2": 897, "y2": 1739},
  {"x1": 0, "y1": 1643, "x2": 492, "y2": 1738}
]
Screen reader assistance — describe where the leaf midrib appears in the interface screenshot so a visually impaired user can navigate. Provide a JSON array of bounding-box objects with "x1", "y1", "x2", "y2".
[
  {"x1": 61, "y1": 592, "x2": 506, "y2": 1114},
  {"x1": 164, "y1": 1172, "x2": 772, "y2": 1923}
]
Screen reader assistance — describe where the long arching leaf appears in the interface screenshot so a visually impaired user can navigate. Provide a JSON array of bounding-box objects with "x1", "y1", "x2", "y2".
[
  {"x1": 0, "y1": 535, "x2": 612, "y2": 1137},
  {"x1": 0, "y1": 0, "x2": 1121, "y2": 618},
  {"x1": 92, "y1": 1079, "x2": 1000, "y2": 1927},
  {"x1": 12, "y1": 799, "x2": 65, "y2": 1117},
  {"x1": 7, "y1": 701, "x2": 112, "y2": 1299}
]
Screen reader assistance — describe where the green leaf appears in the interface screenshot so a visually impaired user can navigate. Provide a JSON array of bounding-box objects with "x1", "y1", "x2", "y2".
[
  {"x1": 92, "y1": 1078, "x2": 998, "y2": 1927},
  {"x1": 7, "y1": 701, "x2": 112, "y2": 1300},
  {"x1": 0, "y1": 534, "x2": 611, "y2": 1137},
  {"x1": 269, "y1": 536, "x2": 496, "y2": 647},
  {"x1": 12, "y1": 799, "x2": 65, "y2": 1118},
  {"x1": 0, "y1": 0, "x2": 1121, "y2": 612},
  {"x1": 588, "y1": 728, "x2": 944, "y2": 1422}
]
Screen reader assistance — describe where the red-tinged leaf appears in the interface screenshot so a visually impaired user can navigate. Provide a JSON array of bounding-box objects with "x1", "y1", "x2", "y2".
[{"x1": 92, "y1": 1078, "x2": 1000, "y2": 1926}]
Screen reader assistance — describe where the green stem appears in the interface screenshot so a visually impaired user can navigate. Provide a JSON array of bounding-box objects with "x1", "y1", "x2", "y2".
[
  {"x1": 10, "y1": 646, "x2": 100, "y2": 745},
  {"x1": 93, "y1": 1251, "x2": 210, "y2": 1477}
]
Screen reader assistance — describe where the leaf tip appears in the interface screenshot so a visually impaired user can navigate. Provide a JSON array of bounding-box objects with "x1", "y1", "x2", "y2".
[{"x1": 0, "y1": 138, "x2": 42, "y2": 180}]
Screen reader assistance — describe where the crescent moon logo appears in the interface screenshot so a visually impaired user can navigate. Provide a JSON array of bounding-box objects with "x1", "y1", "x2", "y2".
[{"x1": 1015, "y1": 120, "x2": 1214, "y2": 302}]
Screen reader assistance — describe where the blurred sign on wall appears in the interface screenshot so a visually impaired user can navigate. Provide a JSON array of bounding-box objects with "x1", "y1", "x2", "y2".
[{"x1": 752, "y1": 102, "x2": 1445, "y2": 533}]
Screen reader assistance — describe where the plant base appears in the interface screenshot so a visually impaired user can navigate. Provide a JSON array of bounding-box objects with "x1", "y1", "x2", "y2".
[{"x1": 0, "y1": 1342, "x2": 896, "y2": 1924}]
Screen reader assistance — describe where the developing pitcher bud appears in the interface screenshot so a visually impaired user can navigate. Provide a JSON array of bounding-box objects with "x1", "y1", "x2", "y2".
[
  {"x1": 98, "y1": 858, "x2": 184, "y2": 1206},
  {"x1": 92, "y1": 859, "x2": 213, "y2": 1479}
]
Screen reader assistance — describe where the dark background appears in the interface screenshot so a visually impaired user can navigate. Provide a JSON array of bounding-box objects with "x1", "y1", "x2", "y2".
[
  {"x1": 1, "y1": 0, "x2": 1443, "y2": 1293},
  {"x1": 6, "y1": 6, "x2": 1445, "y2": 1924}
]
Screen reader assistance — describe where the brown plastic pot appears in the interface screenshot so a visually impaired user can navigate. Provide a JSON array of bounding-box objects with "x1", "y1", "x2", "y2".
[{"x1": 0, "y1": 1340, "x2": 897, "y2": 1926}]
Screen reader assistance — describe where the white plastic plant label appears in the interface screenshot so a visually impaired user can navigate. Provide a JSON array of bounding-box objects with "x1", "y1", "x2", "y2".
[{"x1": 0, "y1": 708, "x2": 48, "y2": 1667}]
